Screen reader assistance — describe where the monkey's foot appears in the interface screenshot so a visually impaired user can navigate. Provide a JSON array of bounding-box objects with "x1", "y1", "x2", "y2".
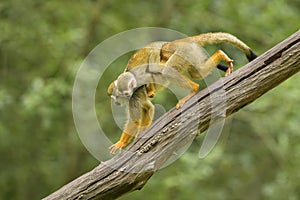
[
  {"x1": 225, "y1": 61, "x2": 234, "y2": 76},
  {"x1": 109, "y1": 141, "x2": 126, "y2": 154},
  {"x1": 176, "y1": 92, "x2": 196, "y2": 109},
  {"x1": 176, "y1": 100, "x2": 185, "y2": 109}
]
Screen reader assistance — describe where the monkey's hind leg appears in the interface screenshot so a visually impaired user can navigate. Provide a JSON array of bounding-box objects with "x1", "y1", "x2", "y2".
[
  {"x1": 162, "y1": 59, "x2": 200, "y2": 109},
  {"x1": 203, "y1": 50, "x2": 234, "y2": 76},
  {"x1": 165, "y1": 67, "x2": 199, "y2": 109},
  {"x1": 175, "y1": 75, "x2": 199, "y2": 109},
  {"x1": 176, "y1": 51, "x2": 233, "y2": 108}
]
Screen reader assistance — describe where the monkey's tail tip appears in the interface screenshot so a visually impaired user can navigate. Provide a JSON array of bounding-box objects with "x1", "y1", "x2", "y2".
[{"x1": 247, "y1": 49, "x2": 258, "y2": 62}]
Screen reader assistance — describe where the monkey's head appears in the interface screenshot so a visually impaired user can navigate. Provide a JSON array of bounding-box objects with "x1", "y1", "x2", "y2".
[{"x1": 107, "y1": 72, "x2": 137, "y2": 106}]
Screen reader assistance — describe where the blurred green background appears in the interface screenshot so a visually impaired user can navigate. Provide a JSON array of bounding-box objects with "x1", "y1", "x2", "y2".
[{"x1": 1, "y1": 0, "x2": 300, "y2": 199}]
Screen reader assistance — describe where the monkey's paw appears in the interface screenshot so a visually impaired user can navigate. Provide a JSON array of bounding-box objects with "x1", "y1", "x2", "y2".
[
  {"x1": 109, "y1": 141, "x2": 126, "y2": 154},
  {"x1": 225, "y1": 60, "x2": 234, "y2": 76},
  {"x1": 176, "y1": 99, "x2": 185, "y2": 109}
]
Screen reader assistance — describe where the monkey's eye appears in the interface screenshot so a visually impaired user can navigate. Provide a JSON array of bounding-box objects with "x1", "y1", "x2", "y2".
[{"x1": 122, "y1": 91, "x2": 131, "y2": 98}]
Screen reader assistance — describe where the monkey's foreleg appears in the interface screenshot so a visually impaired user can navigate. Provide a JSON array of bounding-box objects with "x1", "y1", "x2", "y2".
[
  {"x1": 146, "y1": 82, "x2": 156, "y2": 98},
  {"x1": 134, "y1": 101, "x2": 154, "y2": 140},
  {"x1": 110, "y1": 121, "x2": 137, "y2": 154}
]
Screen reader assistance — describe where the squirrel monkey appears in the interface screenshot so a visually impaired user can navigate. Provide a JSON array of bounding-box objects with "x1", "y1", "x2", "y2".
[{"x1": 107, "y1": 32, "x2": 257, "y2": 154}]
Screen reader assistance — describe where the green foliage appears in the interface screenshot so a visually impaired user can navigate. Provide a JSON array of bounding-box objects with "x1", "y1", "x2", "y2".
[{"x1": 0, "y1": 0, "x2": 299, "y2": 199}]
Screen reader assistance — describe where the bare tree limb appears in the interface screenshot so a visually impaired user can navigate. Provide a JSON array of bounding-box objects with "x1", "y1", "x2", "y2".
[{"x1": 43, "y1": 30, "x2": 300, "y2": 200}]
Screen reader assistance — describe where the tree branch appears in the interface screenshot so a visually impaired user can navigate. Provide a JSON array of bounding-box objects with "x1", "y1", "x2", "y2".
[{"x1": 43, "y1": 30, "x2": 300, "y2": 200}]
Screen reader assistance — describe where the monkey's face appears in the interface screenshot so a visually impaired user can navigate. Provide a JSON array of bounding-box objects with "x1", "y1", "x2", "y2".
[
  {"x1": 107, "y1": 72, "x2": 137, "y2": 106},
  {"x1": 108, "y1": 81, "x2": 130, "y2": 106}
]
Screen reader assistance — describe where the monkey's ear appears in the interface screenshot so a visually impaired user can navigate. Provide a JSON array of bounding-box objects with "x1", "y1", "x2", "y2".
[
  {"x1": 129, "y1": 78, "x2": 137, "y2": 89},
  {"x1": 107, "y1": 81, "x2": 116, "y2": 96}
]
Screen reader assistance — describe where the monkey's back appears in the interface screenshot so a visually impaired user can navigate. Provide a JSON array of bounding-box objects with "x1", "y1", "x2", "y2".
[{"x1": 125, "y1": 41, "x2": 167, "y2": 72}]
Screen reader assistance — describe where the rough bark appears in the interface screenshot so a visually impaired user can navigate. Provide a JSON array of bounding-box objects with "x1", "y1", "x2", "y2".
[{"x1": 43, "y1": 30, "x2": 300, "y2": 200}]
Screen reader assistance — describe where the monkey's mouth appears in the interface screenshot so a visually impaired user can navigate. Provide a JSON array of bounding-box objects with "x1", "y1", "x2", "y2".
[
  {"x1": 112, "y1": 96, "x2": 130, "y2": 106},
  {"x1": 114, "y1": 102, "x2": 121, "y2": 106}
]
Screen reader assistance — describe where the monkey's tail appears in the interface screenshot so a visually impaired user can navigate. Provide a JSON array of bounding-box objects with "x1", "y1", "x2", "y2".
[{"x1": 189, "y1": 32, "x2": 257, "y2": 61}]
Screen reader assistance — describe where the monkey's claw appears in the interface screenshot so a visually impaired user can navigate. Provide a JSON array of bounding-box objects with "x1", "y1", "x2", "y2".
[
  {"x1": 176, "y1": 91, "x2": 197, "y2": 109},
  {"x1": 225, "y1": 60, "x2": 234, "y2": 76},
  {"x1": 109, "y1": 142, "x2": 125, "y2": 154},
  {"x1": 176, "y1": 100, "x2": 185, "y2": 109}
]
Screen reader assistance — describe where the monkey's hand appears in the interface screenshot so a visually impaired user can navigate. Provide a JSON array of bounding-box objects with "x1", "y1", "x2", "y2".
[
  {"x1": 109, "y1": 132, "x2": 133, "y2": 154},
  {"x1": 146, "y1": 83, "x2": 156, "y2": 98},
  {"x1": 109, "y1": 141, "x2": 126, "y2": 154},
  {"x1": 147, "y1": 90, "x2": 155, "y2": 98}
]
